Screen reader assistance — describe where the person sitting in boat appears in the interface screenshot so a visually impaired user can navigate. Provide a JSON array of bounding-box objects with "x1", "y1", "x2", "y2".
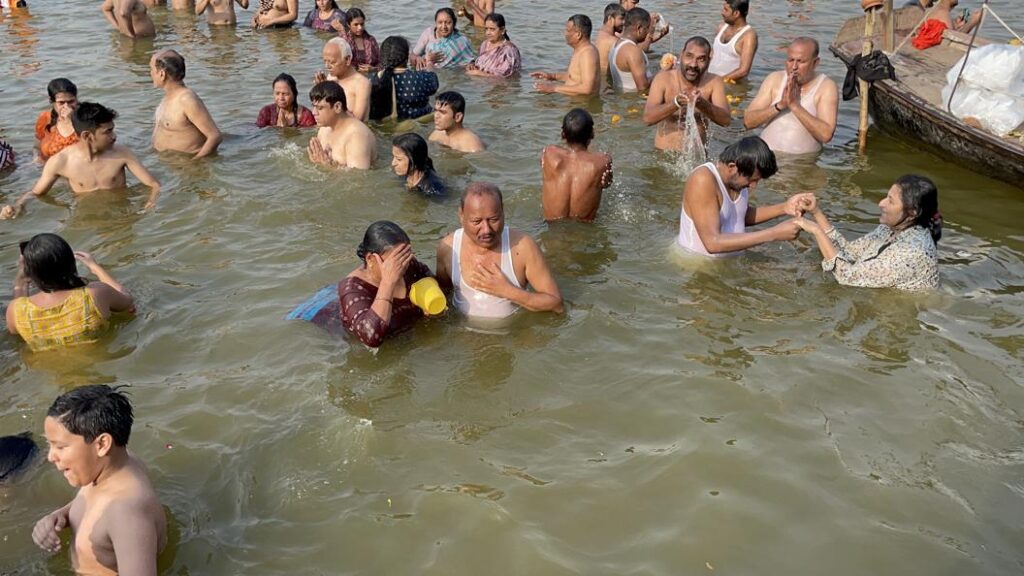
[
  {"x1": 912, "y1": 0, "x2": 982, "y2": 50},
  {"x1": 339, "y1": 221, "x2": 437, "y2": 348},
  {"x1": 793, "y1": 175, "x2": 941, "y2": 291},
  {"x1": 743, "y1": 37, "x2": 838, "y2": 155}
]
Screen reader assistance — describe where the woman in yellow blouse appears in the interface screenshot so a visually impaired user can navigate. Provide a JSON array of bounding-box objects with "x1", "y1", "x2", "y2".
[{"x1": 6, "y1": 234, "x2": 135, "y2": 352}]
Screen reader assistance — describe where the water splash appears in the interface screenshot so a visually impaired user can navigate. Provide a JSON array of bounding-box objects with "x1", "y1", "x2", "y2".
[{"x1": 670, "y1": 97, "x2": 708, "y2": 177}]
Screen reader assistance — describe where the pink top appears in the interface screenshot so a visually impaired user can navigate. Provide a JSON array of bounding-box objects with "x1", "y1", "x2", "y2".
[{"x1": 474, "y1": 40, "x2": 522, "y2": 78}]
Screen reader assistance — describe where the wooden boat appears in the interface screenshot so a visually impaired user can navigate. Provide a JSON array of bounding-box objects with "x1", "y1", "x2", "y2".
[{"x1": 830, "y1": 7, "x2": 1024, "y2": 187}]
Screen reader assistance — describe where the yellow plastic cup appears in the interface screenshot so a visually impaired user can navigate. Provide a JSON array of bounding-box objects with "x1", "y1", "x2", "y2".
[{"x1": 409, "y1": 277, "x2": 447, "y2": 315}]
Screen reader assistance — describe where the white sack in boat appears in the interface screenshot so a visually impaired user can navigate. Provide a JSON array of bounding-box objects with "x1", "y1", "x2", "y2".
[{"x1": 941, "y1": 44, "x2": 1024, "y2": 136}]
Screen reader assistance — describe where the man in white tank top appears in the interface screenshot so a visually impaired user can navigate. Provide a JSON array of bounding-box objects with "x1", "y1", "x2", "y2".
[
  {"x1": 435, "y1": 183, "x2": 564, "y2": 319},
  {"x1": 707, "y1": 0, "x2": 758, "y2": 82},
  {"x1": 678, "y1": 136, "x2": 813, "y2": 257},
  {"x1": 743, "y1": 38, "x2": 838, "y2": 155},
  {"x1": 610, "y1": 7, "x2": 651, "y2": 93}
]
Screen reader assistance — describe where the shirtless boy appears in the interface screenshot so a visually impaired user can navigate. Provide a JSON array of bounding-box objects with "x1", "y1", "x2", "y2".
[
  {"x1": 314, "y1": 38, "x2": 371, "y2": 122},
  {"x1": 643, "y1": 36, "x2": 731, "y2": 152},
  {"x1": 101, "y1": 0, "x2": 156, "y2": 38},
  {"x1": 531, "y1": 15, "x2": 600, "y2": 97},
  {"x1": 252, "y1": 0, "x2": 297, "y2": 28},
  {"x1": 196, "y1": 0, "x2": 248, "y2": 25},
  {"x1": 596, "y1": 4, "x2": 626, "y2": 75},
  {"x1": 151, "y1": 50, "x2": 223, "y2": 159},
  {"x1": 429, "y1": 91, "x2": 485, "y2": 154},
  {"x1": 541, "y1": 109, "x2": 612, "y2": 222},
  {"x1": 1, "y1": 103, "x2": 160, "y2": 219},
  {"x1": 307, "y1": 81, "x2": 376, "y2": 170},
  {"x1": 33, "y1": 385, "x2": 167, "y2": 576}
]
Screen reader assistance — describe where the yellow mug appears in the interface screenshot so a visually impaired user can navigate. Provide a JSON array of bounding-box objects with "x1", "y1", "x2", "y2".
[{"x1": 408, "y1": 277, "x2": 447, "y2": 315}]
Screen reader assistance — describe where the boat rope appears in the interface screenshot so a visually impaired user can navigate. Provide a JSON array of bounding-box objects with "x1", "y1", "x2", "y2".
[
  {"x1": 981, "y1": 4, "x2": 1022, "y2": 42},
  {"x1": 945, "y1": 0, "x2": 989, "y2": 113}
]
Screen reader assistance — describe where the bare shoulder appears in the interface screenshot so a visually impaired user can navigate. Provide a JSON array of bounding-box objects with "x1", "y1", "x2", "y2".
[
  {"x1": 509, "y1": 228, "x2": 540, "y2": 255},
  {"x1": 438, "y1": 231, "x2": 456, "y2": 250},
  {"x1": 685, "y1": 164, "x2": 714, "y2": 191},
  {"x1": 542, "y1": 145, "x2": 565, "y2": 162},
  {"x1": 650, "y1": 69, "x2": 672, "y2": 89}
]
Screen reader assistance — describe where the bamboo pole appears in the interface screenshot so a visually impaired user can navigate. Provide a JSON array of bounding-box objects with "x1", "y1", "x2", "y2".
[
  {"x1": 883, "y1": 0, "x2": 895, "y2": 52},
  {"x1": 858, "y1": 9, "x2": 877, "y2": 154}
]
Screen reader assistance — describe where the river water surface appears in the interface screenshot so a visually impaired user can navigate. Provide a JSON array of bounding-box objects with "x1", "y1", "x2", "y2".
[{"x1": 1, "y1": 1, "x2": 1022, "y2": 574}]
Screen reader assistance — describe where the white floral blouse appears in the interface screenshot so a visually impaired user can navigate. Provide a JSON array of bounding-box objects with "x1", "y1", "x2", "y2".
[{"x1": 822, "y1": 225, "x2": 938, "y2": 291}]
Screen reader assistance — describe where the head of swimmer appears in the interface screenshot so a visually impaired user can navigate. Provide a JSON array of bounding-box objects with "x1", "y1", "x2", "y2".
[
  {"x1": 272, "y1": 73, "x2": 299, "y2": 112},
  {"x1": 316, "y1": 0, "x2": 339, "y2": 12},
  {"x1": 347, "y1": 8, "x2": 366, "y2": 37},
  {"x1": 309, "y1": 81, "x2": 347, "y2": 126},
  {"x1": 879, "y1": 175, "x2": 941, "y2": 242},
  {"x1": 459, "y1": 183, "x2": 505, "y2": 250},
  {"x1": 434, "y1": 8, "x2": 458, "y2": 38},
  {"x1": 561, "y1": 108, "x2": 595, "y2": 149},
  {"x1": 622, "y1": 8, "x2": 651, "y2": 43},
  {"x1": 718, "y1": 136, "x2": 778, "y2": 193},
  {"x1": 433, "y1": 91, "x2": 466, "y2": 132},
  {"x1": 786, "y1": 37, "x2": 820, "y2": 85},
  {"x1": 484, "y1": 13, "x2": 510, "y2": 44},
  {"x1": 391, "y1": 133, "x2": 433, "y2": 178},
  {"x1": 323, "y1": 38, "x2": 353, "y2": 77},
  {"x1": 150, "y1": 50, "x2": 186, "y2": 88},
  {"x1": 72, "y1": 103, "x2": 118, "y2": 153},
  {"x1": 721, "y1": 0, "x2": 749, "y2": 24},
  {"x1": 46, "y1": 78, "x2": 79, "y2": 123},
  {"x1": 679, "y1": 36, "x2": 712, "y2": 83},
  {"x1": 619, "y1": 0, "x2": 640, "y2": 11},
  {"x1": 20, "y1": 233, "x2": 87, "y2": 294},
  {"x1": 604, "y1": 3, "x2": 626, "y2": 34},
  {"x1": 564, "y1": 14, "x2": 592, "y2": 47},
  {"x1": 357, "y1": 221, "x2": 411, "y2": 277},
  {"x1": 44, "y1": 385, "x2": 133, "y2": 488}
]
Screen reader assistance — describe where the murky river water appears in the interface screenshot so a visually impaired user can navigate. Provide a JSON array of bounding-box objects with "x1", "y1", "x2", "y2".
[{"x1": 1, "y1": 0, "x2": 1022, "y2": 574}]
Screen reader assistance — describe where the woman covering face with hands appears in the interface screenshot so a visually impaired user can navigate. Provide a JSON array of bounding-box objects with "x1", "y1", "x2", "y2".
[{"x1": 338, "y1": 221, "x2": 441, "y2": 348}]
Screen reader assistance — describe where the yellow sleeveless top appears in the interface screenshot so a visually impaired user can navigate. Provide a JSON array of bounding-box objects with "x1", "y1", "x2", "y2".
[{"x1": 12, "y1": 287, "x2": 107, "y2": 352}]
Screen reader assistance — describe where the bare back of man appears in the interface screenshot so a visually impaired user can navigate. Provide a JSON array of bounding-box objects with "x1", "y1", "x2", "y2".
[
  {"x1": 315, "y1": 122, "x2": 376, "y2": 169},
  {"x1": 102, "y1": 0, "x2": 156, "y2": 38},
  {"x1": 196, "y1": 0, "x2": 247, "y2": 25},
  {"x1": 596, "y1": 29, "x2": 619, "y2": 74},
  {"x1": 646, "y1": 69, "x2": 728, "y2": 151},
  {"x1": 541, "y1": 145, "x2": 612, "y2": 222},
  {"x1": 153, "y1": 89, "x2": 212, "y2": 155}
]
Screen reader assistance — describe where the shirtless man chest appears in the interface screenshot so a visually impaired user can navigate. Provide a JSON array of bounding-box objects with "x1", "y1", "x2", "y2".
[
  {"x1": 153, "y1": 91, "x2": 208, "y2": 154},
  {"x1": 314, "y1": 123, "x2": 376, "y2": 170},
  {"x1": 567, "y1": 44, "x2": 601, "y2": 95},
  {"x1": 102, "y1": 0, "x2": 156, "y2": 38},
  {"x1": 67, "y1": 468, "x2": 167, "y2": 576},
  {"x1": 253, "y1": 0, "x2": 297, "y2": 28},
  {"x1": 196, "y1": 0, "x2": 248, "y2": 25},
  {"x1": 644, "y1": 69, "x2": 730, "y2": 151},
  {"x1": 58, "y1": 148, "x2": 134, "y2": 193},
  {"x1": 541, "y1": 145, "x2": 612, "y2": 222}
]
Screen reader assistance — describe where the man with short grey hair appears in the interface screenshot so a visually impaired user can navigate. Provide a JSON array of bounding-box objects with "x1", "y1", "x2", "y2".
[{"x1": 314, "y1": 37, "x2": 370, "y2": 122}]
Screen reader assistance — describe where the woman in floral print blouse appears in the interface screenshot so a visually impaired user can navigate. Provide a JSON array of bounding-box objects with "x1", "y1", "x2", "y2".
[{"x1": 795, "y1": 174, "x2": 941, "y2": 291}]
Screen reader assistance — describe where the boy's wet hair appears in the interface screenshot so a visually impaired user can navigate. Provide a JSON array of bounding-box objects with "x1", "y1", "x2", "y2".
[{"x1": 47, "y1": 385, "x2": 134, "y2": 447}]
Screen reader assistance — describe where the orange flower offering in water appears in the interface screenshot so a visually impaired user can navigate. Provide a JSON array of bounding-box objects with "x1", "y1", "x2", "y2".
[{"x1": 660, "y1": 53, "x2": 677, "y2": 70}]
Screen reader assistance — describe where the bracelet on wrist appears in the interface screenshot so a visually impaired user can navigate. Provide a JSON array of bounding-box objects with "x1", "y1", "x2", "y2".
[{"x1": 374, "y1": 297, "x2": 392, "y2": 303}]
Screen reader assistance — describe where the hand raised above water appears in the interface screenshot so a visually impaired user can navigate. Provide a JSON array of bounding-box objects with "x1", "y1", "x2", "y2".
[
  {"x1": 32, "y1": 508, "x2": 68, "y2": 553},
  {"x1": 785, "y1": 192, "x2": 817, "y2": 217}
]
